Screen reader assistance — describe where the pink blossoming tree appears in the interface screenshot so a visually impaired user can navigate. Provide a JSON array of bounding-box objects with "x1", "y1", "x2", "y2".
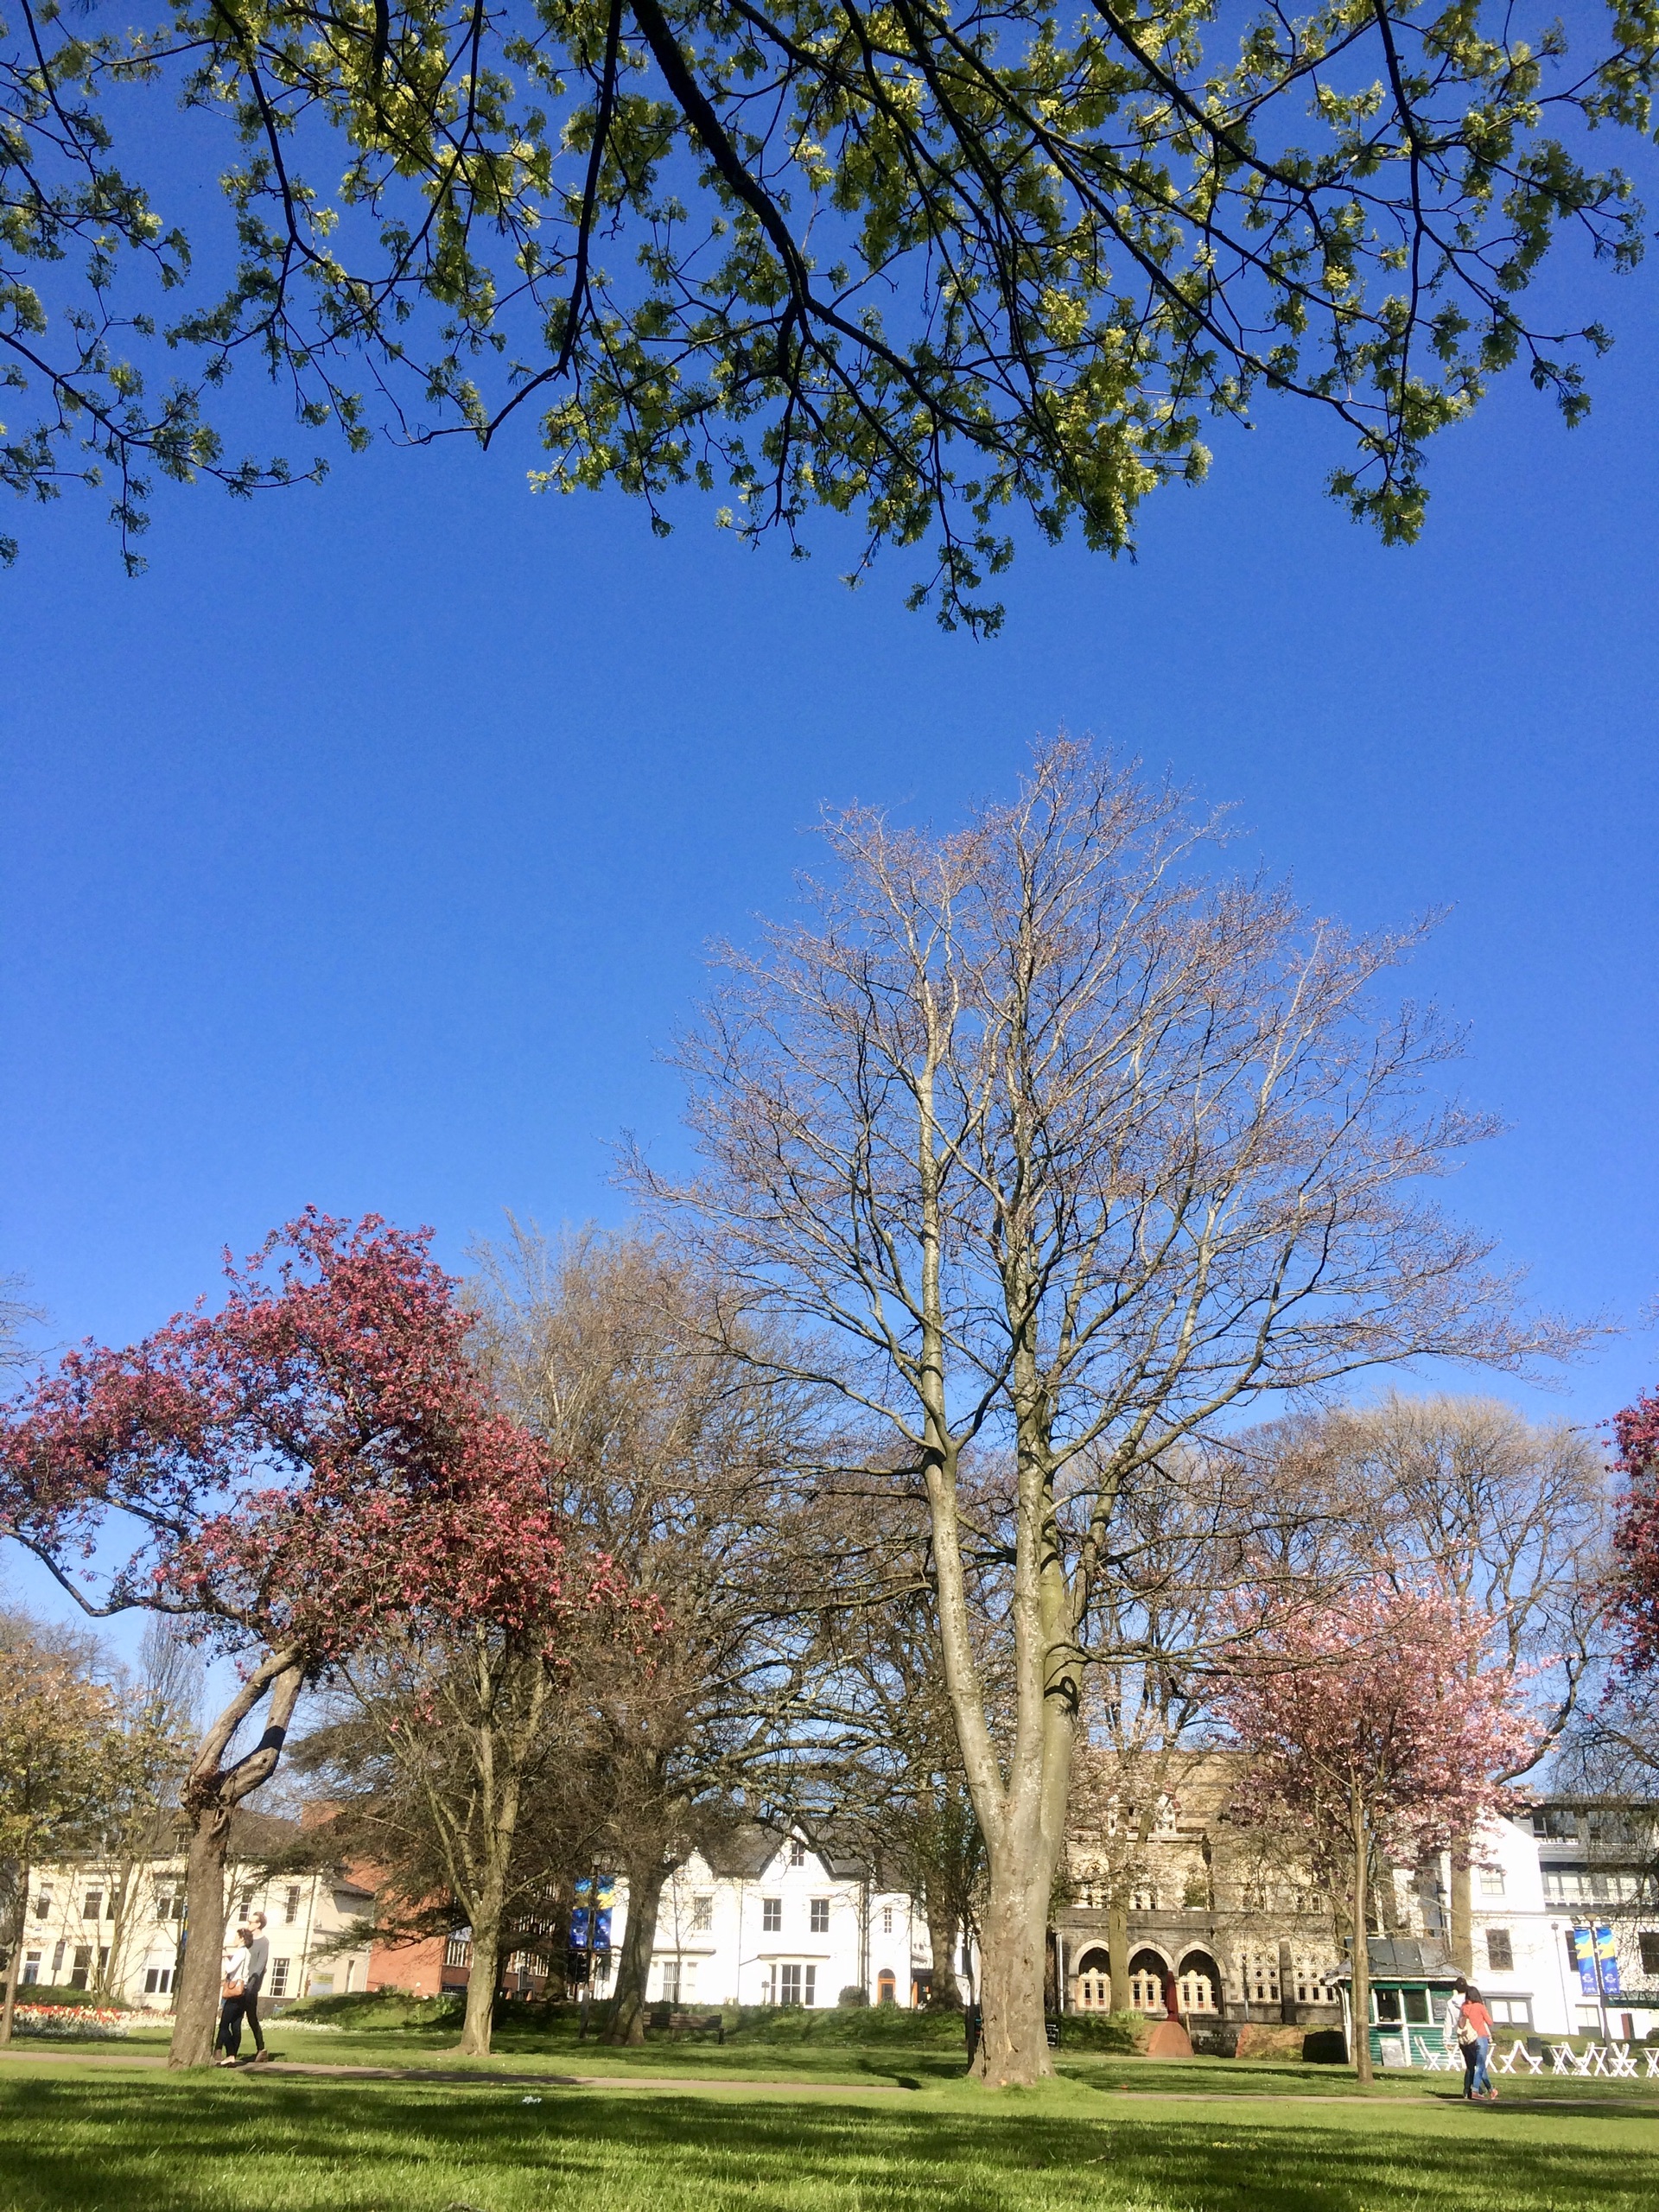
[
  {"x1": 1211, "y1": 1582, "x2": 1538, "y2": 2081},
  {"x1": 1611, "y1": 1384, "x2": 1659, "y2": 1674},
  {"x1": 0, "y1": 1211, "x2": 621, "y2": 2067}
]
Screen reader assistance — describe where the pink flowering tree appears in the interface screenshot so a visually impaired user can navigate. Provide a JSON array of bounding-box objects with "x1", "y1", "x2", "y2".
[
  {"x1": 1211, "y1": 1582, "x2": 1538, "y2": 2081},
  {"x1": 1611, "y1": 1385, "x2": 1659, "y2": 1674},
  {"x1": 0, "y1": 1212, "x2": 619, "y2": 2067}
]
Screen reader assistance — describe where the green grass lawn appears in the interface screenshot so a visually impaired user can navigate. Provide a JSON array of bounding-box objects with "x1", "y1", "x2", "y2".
[{"x1": 2, "y1": 2050, "x2": 1656, "y2": 2212}]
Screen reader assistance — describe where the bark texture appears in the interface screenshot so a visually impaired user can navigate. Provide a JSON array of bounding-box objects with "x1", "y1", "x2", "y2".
[{"x1": 605, "y1": 1858, "x2": 669, "y2": 2044}]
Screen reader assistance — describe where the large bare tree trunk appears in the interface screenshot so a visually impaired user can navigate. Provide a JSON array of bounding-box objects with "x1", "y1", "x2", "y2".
[
  {"x1": 169, "y1": 1810, "x2": 232, "y2": 2068},
  {"x1": 605, "y1": 1859, "x2": 668, "y2": 2044},
  {"x1": 0, "y1": 1867, "x2": 29, "y2": 2048},
  {"x1": 168, "y1": 1651, "x2": 304, "y2": 2069},
  {"x1": 1350, "y1": 1782, "x2": 1373, "y2": 2086},
  {"x1": 973, "y1": 1847, "x2": 1054, "y2": 2085},
  {"x1": 458, "y1": 1908, "x2": 501, "y2": 2057}
]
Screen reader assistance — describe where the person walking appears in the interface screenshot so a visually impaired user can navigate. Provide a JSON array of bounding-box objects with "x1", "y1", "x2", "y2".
[
  {"x1": 215, "y1": 1925, "x2": 253, "y2": 2066},
  {"x1": 243, "y1": 1912, "x2": 273, "y2": 2065},
  {"x1": 1460, "y1": 1986, "x2": 1497, "y2": 2102},
  {"x1": 1444, "y1": 1976, "x2": 1475, "y2": 2097}
]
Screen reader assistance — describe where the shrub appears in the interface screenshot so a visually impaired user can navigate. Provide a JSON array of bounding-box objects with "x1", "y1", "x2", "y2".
[{"x1": 838, "y1": 1986, "x2": 869, "y2": 2007}]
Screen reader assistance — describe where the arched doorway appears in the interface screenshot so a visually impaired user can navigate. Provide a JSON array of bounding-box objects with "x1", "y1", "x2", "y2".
[
  {"x1": 1177, "y1": 1948, "x2": 1222, "y2": 2018},
  {"x1": 876, "y1": 1969, "x2": 896, "y2": 2005},
  {"x1": 1128, "y1": 1947, "x2": 1170, "y2": 2014},
  {"x1": 1073, "y1": 1946, "x2": 1111, "y2": 2012}
]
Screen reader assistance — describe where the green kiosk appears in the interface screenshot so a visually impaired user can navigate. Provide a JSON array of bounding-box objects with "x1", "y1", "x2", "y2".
[{"x1": 1336, "y1": 1938, "x2": 1463, "y2": 2069}]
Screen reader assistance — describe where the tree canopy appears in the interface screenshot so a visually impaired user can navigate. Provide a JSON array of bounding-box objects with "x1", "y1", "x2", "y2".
[{"x1": 5, "y1": 0, "x2": 1657, "y2": 621}]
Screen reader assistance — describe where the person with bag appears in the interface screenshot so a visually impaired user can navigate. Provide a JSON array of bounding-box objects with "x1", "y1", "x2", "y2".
[
  {"x1": 1444, "y1": 1977, "x2": 1474, "y2": 2095},
  {"x1": 242, "y1": 1912, "x2": 273, "y2": 2065},
  {"x1": 215, "y1": 1925, "x2": 254, "y2": 2066},
  {"x1": 1459, "y1": 1985, "x2": 1497, "y2": 2102}
]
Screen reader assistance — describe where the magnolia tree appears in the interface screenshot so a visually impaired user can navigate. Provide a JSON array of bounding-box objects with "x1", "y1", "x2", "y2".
[
  {"x1": 1211, "y1": 1582, "x2": 1538, "y2": 2082},
  {"x1": 1611, "y1": 1383, "x2": 1659, "y2": 1675},
  {"x1": 0, "y1": 1211, "x2": 610, "y2": 2067}
]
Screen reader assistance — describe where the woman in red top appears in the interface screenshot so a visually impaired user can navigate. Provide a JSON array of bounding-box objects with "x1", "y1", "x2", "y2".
[{"x1": 1460, "y1": 1986, "x2": 1497, "y2": 2101}]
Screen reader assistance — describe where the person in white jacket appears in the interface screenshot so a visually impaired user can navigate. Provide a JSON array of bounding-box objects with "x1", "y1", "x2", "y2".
[
  {"x1": 215, "y1": 1928, "x2": 254, "y2": 2066},
  {"x1": 1444, "y1": 1976, "x2": 1474, "y2": 2097}
]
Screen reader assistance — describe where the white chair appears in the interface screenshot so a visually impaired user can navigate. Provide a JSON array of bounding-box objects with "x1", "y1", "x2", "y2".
[
  {"x1": 1643, "y1": 2049, "x2": 1659, "y2": 2078},
  {"x1": 1549, "y1": 2043, "x2": 1578, "y2": 2074},
  {"x1": 1576, "y1": 2044, "x2": 1605, "y2": 2076},
  {"x1": 1516, "y1": 2044, "x2": 1544, "y2": 2074},
  {"x1": 1609, "y1": 2044, "x2": 1638, "y2": 2078}
]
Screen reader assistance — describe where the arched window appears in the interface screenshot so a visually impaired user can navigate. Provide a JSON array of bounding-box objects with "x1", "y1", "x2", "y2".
[
  {"x1": 877, "y1": 1969, "x2": 897, "y2": 2005},
  {"x1": 1128, "y1": 1948, "x2": 1168, "y2": 2012},
  {"x1": 1074, "y1": 1946, "x2": 1112, "y2": 2011},
  {"x1": 1177, "y1": 1950, "x2": 1221, "y2": 2016}
]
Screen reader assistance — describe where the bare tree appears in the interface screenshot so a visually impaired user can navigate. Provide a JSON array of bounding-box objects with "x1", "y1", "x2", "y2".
[
  {"x1": 472, "y1": 1224, "x2": 823, "y2": 2044},
  {"x1": 636, "y1": 738, "x2": 1575, "y2": 2085}
]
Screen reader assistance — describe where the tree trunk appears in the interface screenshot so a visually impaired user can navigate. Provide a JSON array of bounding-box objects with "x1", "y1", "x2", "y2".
[
  {"x1": 1108, "y1": 1889, "x2": 1131, "y2": 2017},
  {"x1": 1448, "y1": 1844, "x2": 1473, "y2": 1976},
  {"x1": 926, "y1": 1904, "x2": 963, "y2": 2007},
  {"x1": 0, "y1": 1864, "x2": 29, "y2": 2048},
  {"x1": 457, "y1": 1901, "x2": 502, "y2": 2057},
  {"x1": 167, "y1": 1650, "x2": 305, "y2": 2069},
  {"x1": 971, "y1": 1846, "x2": 1055, "y2": 2086},
  {"x1": 168, "y1": 1808, "x2": 230, "y2": 2068},
  {"x1": 605, "y1": 1858, "x2": 668, "y2": 2044},
  {"x1": 1350, "y1": 1780, "x2": 1373, "y2": 2086}
]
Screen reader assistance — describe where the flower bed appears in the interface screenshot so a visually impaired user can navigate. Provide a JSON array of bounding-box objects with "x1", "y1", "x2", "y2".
[{"x1": 10, "y1": 2003, "x2": 136, "y2": 2038}]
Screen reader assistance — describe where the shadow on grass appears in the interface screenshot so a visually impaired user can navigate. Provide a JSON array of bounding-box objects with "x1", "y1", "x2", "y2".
[{"x1": 2, "y1": 2074, "x2": 1657, "y2": 2212}]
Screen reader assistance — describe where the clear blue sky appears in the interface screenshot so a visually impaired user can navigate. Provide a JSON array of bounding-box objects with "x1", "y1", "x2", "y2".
[{"x1": 3, "y1": 241, "x2": 1655, "y2": 1649}]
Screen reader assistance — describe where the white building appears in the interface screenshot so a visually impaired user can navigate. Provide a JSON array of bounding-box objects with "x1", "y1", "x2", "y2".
[
  {"x1": 12, "y1": 1810, "x2": 373, "y2": 2012},
  {"x1": 607, "y1": 1823, "x2": 938, "y2": 2010}
]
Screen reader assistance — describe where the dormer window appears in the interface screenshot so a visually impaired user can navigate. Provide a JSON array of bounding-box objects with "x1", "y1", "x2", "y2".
[{"x1": 789, "y1": 1839, "x2": 805, "y2": 1866}]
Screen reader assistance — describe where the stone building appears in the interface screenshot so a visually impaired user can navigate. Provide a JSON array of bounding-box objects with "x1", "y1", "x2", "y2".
[{"x1": 1054, "y1": 1751, "x2": 1659, "y2": 2044}]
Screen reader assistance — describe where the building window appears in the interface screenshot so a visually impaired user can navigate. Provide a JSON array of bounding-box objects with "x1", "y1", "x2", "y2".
[
  {"x1": 1129, "y1": 1886, "x2": 1157, "y2": 1912},
  {"x1": 1485, "y1": 1929, "x2": 1514, "y2": 1974},
  {"x1": 1488, "y1": 1995, "x2": 1532, "y2": 2027},
  {"x1": 238, "y1": 1889, "x2": 255, "y2": 1919},
  {"x1": 1639, "y1": 1933, "x2": 1659, "y2": 1977},
  {"x1": 284, "y1": 1885, "x2": 302, "y2": 1925},
  {"x1": 82, "y1": 1891, "x2": 102, "y2": 1921},
  {"x1": 762, "y1": 1897, "x2": 782, "y2": 1933},
  {"x1": 810, "y1": 1898, "x2": 830, "y2": 1935},
  {"x1": 33, "y1": 1889, "x2": 52, "y2": 1920},
  {"x1": 1533, "y1": 1808, "x2": 1579, "y2": 1840},
  {"x1": 155, "y1": 1889, "x2": 181, "y2": 1923},
  {"x1": 269, "y1": 1958, "x2": 290, "y2": 1998},
  {"x1": 877, "y1": 1968, "x2": 897, "y2": 2005},
  {"x1": 22, "y1": 1955, "x2": 40, "y2": 1986},
  {"x1": 777, "y1": 1963, "x2": 816, "y2": 2006},
  {"x1": 444, "y1": 1936, "x2": 474, "y2": 1969},
  {"x1": 1478, "y1": 1870, "x2": 1506, "y2": 1901},
  {"x1": 789, "y1": 1840, "x2": 806, "y2": 1867},
  {"x1": 881, "y1": 1906, "x2": 893, "y2": 1936},
  {"x1": 690, "y1": 1897, "x2": 713, "y2": 1933},
  {"x1": 70, "y1": 1947, "x2": 92, "y2": 1990},
  {"x1": 143, "y1": 1967, "x2": 174, "y2": 1995}
]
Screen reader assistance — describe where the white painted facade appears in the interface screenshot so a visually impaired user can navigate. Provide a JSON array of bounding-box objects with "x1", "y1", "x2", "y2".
[
  {"x1": 607, "y1": 1831, "x2": 939, "y2": 2010},
  {"x1": 14, "y1": 1842, "x2": 374, "y2": 2012}
]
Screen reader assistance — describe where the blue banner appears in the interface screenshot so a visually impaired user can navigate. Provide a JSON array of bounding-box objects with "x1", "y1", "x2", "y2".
[
  {"x1": 571, "y1": 1877, "x2": 616, "y2": 1953},
  {"x1": 1597, "y1": 1925, "x2": 1621, "y2": 1996},
  {"x1": 1569, "y1": 1930, "x2": 1598, "y2": 1995}
]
